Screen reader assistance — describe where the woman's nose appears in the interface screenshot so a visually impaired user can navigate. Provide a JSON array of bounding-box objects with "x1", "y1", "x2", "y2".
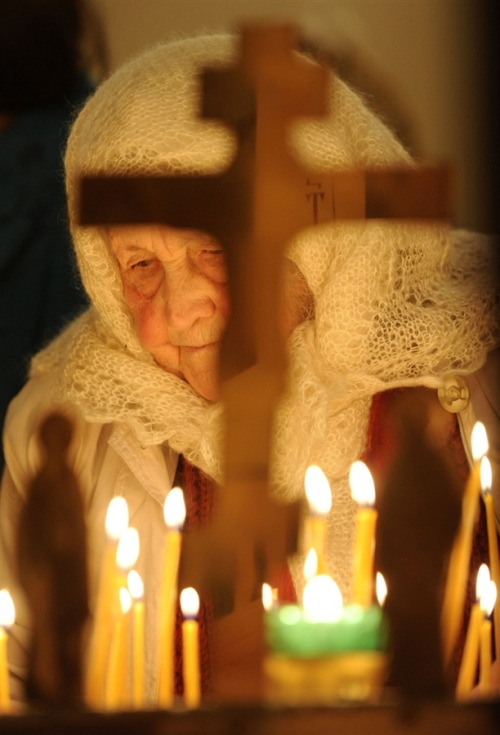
[{"x1": 164, "y1": 272, "x2": 216, "y2": 333}]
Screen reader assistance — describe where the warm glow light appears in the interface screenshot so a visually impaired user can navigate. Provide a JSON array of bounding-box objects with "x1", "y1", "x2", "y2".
[
  {"x1": 116, "y1": 527, "x2": 140, "y2": 570},
  {"x1": 471, "y1": 422, "x2": 489, "y2": 462},
  {"x1": 480, "y1": 456, "x2": 492, "y2": 494},
  {"x1": 376, "y1": 572, "x2": 388, "y2": 607},
  {"x1": 304, "y1": 465, "x2": 332, "y2": 515},
  {"x1": 349, "y1": 461, "x2": 376, "y2": 506},
  {"x1": 127, "y1": 570, "x2": 144, "y2": 601},
  {"x1": 163, "y1": 487, "x2": 186, "y2": 530},
  {"x1": 119, "y1": 586, "x2": 132, "y2": 615},
  {"x1": 302, "y1": 574, "x2": 343, "y2": 622},
  {"x1": 0, "y1": 589, "x2": 15, "y2": 628},
  {"x1": 476, "y1": 563, "x2": 491, "y2": 602},
  {"x1": 303, "y1": 548, "x2": 318, "y2": 581},
  {"x1": 105, "y1": 497, "x2": 129, "y2": 540},
  {"x1": 261, "y1": 583, "x2": 274, "y2": 612},
  {"x1": 180, "y1": 587, "x2": 200, "y2": 619}
]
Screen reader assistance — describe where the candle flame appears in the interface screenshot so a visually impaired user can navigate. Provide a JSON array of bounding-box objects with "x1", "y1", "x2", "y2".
[
  {"x1": 349, "y1": 460, "x2": 376, "y2": 506},
  {"x1": 476, "y1": 563, "x2": 491, "y2": 602},
  {"x1": 471, "y1": 421, "x2": 488, "y2": 462},
  {"x1": 105, "y1": 496, "x2": 129, "y2": 540},
  {"x1": 180, "y1": 587, "x2": 200, "y2": 618},
  {"x1": 0, "y1": 589, "x2": 15, "y2": 628},
  {"x1": 480, "y1": 580, "x2": 497, "y2": 618},
  {"x1": 303, "y1": 548, "x2": 318, "y2": 581},
  {"x1": 127, "y1": 570, "x2": 144, "y2": 601},
  {"x1": 261, "y1": 583, "x2": 274, "y2": 612},
  {"x1": 376, "y1": 572, "x2": 388, "y2": 607},
  {"x1": 119, "y1": 586, "x2": 132, "y2": 615},
  {"x1": 304, "y1": 465, "x2": 332, "y2": 515},
  {"x1": 302, "y1": 574, "x2": 343, "y2": 622},
  {"x1": 480, "y1": 456, "x2": 492, "y2": 494},
  {"x1": 116, "y1": 526, "x2": 140, "y2": 570},
  {"x1": 163, "y1": 486, "x2": 186, "y2": 530}
]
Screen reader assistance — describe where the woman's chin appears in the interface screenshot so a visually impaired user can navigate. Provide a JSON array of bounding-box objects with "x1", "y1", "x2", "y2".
[
  {"x1": 190, "y1": 378, "x2": 220, "y2": 403},
  {"x1": 181, "y1": 346, "x2": 221, "y2": 402},
  {"x1": 184, "y1": 367, "x2": 220, "y2": 403}
]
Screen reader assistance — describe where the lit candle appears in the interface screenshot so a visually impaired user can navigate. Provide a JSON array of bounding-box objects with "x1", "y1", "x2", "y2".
[
  {"x1": 479, "y1": 580, "x2": 496, "y2": 697},
  {"x1": 349, "y1": 461, "x2": 377, "y2": 607},
  {"x1": 0, "y1": 590, "x2": 15, "y2": 713},
  {"x1": 157, "y1": 486, "x2": 186, "y2": 708},
  {"x1": 375, "y1": 572, "x2": 387, "y2": 608},
  {"x1": 116, "y1": 527, "x2": 140, "y2": 592},
  {"x1": 105, "y1": 586, "x2": 132, "y2": 709},
  {"x1": 180, "y1": 587, "x2": 201, "y2": 708},
  {"x1": 86, "y1": 496, "x2": 129, "y2": 707},
  {"x1": 264, "y1": 571, "x2": 388, "y2": 657},
  {"x1": 304, "y1": 465, "x2": 332, "y2": 573},
  {"x1": 456, "y1": 564, "x2": 490, "y2": 698},
  {"x1": 443, "y1": 422, "x2": 488, "y2": 663},
  {"x1": 262, "y1": 582, "x2": 278, "y2": 612},
  {"x1": 480, "y1": 456, "x2": 500, "y2": 666},
  {"x1": 128, "y1": 570, "x2": 145, "y2": 709},
  {"x1": 302, "y1": 574, "x2": 343, "y2": 623}
]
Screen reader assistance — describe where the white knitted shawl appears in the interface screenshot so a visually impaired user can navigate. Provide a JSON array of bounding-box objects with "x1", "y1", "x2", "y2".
[{"x1": 31, "y1": 34, "x2": 498, "y2": 597}]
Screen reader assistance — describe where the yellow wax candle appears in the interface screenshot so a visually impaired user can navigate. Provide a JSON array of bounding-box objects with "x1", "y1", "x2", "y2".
[
  {"x1": 86, "y1": 497, "x2": 129, "y2": 707},
  {"x1": 105, "y1": 586, "x2": 132, "y2": 710},
  {"x1": 349, "y1": 461, "x2": 377, "y2": 607},
  {"x1": 304, "y1": 465, "x2": 332, "y2": 573},
  {"x1": 479, "y1": 578, "x2": 497, "y2": 697},
  {"x1": 442, "y1": 422, "x2": 488, "y2": 663},
  {"x1": 0, "y1": 590, "x2": 15, "y2": 713},
  {"x1": 157, "y1": 487, "x2": 186, "y2": 708},
  {"x1": 479, "y1": 617, "x2": 492, "y2": 696},
  {"x1": 455, "y1": 602, "x2": 482, "y2": 698},
  {"x1": 456, "y1": 567, "x2": 496, "y2": 698},
  {"x1": 128, "y1": 570, "x2": 145, "y2": 709},
  {"x1": 481, "y1": 457, "x2": 500, "y2": 666},
  {"x1": 180, "y1": 587, "x2": 201, "y2": 708}
]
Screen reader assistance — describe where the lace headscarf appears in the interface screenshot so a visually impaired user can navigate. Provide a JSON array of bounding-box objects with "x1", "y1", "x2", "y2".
[{"x1": 32, "y1": 33, "x2": 498, "y2": 596}]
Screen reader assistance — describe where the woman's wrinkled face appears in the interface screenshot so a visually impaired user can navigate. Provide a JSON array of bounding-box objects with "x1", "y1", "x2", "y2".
[{"x1": 109, "y1": 225, "x2": 230, "y2": 402}]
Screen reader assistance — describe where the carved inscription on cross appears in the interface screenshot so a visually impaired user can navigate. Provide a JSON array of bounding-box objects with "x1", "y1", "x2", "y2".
[{"x1": 79, "y1": 25, "x2": 452, "y2": 693}]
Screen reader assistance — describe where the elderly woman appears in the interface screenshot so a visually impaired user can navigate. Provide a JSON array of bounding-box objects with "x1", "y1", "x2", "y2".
[{"x1": 1, "y1": 32, "x2": 498, "y2": 705}]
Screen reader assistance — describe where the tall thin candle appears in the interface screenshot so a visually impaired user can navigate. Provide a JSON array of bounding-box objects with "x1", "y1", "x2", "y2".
[
  {"x1": 479, "y1": 580, "x2": 496, "y2": 697},
  {"x1": 443, "y1": 422, "x2": 488, "y2": 663},
  {"x1": 105, "y1": 586, "x2": 132, "y2": 709},
  {"x1": 128, "y1": 570, "x2": 145, "y2": 709},
  {"x1": 157, "y1": 487, "x2": 186, "y2": 708},
  {"x1": 456, "y1": 564, "x2": 490, "y2": 698},
  {"x1": 304, "y1": 465, "x2": 332, "y2": 573},
  {"x1": 180, "y1": 587, "x2": 201, "y2": 708},
  {"x1": 480, "y1": 456, "x2": 500, "y2": 668},
  {"x1": 86, "y1": 496, "x2": 129, "y2": 707},
  {"x1": 350, "y1": 461, "x2": 377, "y2": 607},
  {"x1": 0, "y1": 590, "x2": 15, "y2": 713}
]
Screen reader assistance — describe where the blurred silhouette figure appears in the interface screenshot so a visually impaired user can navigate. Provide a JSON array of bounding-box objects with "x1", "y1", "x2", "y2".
[
  {"x1": 0, "y1": 0, "x2": 107, "y2": 469},
  {"x1": 16, "y1": 412, "x2": 89, "y2": 708}
]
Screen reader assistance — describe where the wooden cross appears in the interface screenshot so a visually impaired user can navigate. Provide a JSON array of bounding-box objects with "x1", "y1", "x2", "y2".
[{"x1": 79, "y1": 23, "x2": 452, "y2": 697}]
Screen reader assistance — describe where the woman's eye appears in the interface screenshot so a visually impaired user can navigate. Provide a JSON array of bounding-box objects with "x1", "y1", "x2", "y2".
[{"x1": 132, "y1": 259, "x2": 154, "y2": 269}]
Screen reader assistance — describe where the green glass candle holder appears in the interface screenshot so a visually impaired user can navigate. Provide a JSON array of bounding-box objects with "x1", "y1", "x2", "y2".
[{"x1": 264, "y1": 604, "x2": 389, "y2": 704}]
